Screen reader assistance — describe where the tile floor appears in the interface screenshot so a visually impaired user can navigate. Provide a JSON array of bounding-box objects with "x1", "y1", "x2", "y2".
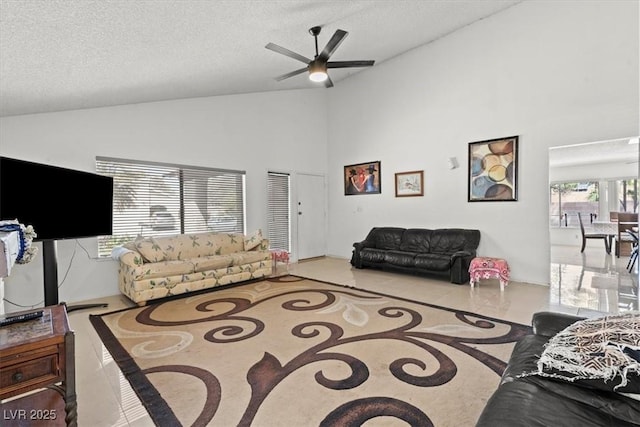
[{"x1": 8, "y1": 245, "x2": 640, "y2": 426}]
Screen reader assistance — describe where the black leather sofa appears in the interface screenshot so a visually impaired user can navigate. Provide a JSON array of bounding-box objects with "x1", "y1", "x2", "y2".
[
  {"x1": 350, "y1": 227, "x2": 481, "y2": 284},
  {"x1": 476, "y1": 311, "x2": 640, "y2": 427}
]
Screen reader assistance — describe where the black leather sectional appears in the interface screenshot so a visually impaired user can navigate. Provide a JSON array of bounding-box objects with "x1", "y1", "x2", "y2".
[
  {"x1": 476, "y1": 312, "x2": 640, "y2": 427},
  {"x1": 350, "y1": 227, "x2": 481, "y2": 284}
]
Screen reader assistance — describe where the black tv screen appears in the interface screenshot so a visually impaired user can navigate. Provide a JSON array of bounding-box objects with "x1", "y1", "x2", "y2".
[{"x1": 0, "y1": 156, "x2": 113, "y2": 241}]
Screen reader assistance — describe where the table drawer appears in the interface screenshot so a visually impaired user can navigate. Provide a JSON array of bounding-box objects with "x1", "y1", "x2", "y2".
[{"x1": 1, "y1": 354, "x2": 59, "y2": 397}]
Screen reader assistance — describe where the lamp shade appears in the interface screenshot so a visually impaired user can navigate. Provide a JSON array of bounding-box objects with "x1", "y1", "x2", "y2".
[{"x1": 308, "y1": 61, "x2": 328, "y2": 82}]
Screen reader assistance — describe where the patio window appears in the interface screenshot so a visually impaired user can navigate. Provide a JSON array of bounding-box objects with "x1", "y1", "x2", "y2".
[
  {"x1": 95, "y1": 157, "x2": 245, "y2": 257},
  {"x1": 549, "y1": 181, "x2": 599, "y2": 228}
]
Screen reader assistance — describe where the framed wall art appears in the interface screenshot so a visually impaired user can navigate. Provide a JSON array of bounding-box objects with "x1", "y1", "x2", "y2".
[
  {"x1": 468, "y1": 135, "x2": 518, "y2": 202},
  {"x1": 395, "y1": 170, "x2": 424, "y2": 197},
  {"x1": 344, "y1": 161, "x2": 381, "y2": 195}
]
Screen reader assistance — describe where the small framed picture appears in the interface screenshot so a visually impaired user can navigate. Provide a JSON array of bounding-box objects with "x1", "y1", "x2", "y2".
[
  {"x1": 395, "y1": 171, "x2": 424, "y2": 197},
  {"x1": 344, "y1": 161, "x2": 381, "y2": 195},
  {"x1": 468, "y1": 136, "x2": 518, "y2": 202}
]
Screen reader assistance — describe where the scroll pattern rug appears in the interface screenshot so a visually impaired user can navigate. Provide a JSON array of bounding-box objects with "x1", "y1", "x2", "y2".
[{"x1": 90, "y1": 276, "x2": 531, "y2": 427}]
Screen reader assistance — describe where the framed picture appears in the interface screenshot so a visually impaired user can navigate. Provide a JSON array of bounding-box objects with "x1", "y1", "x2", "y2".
[
  {"x1": 395, "y1": 170, "x2": 424, "y2": 197},
  {"x1": 468, "y1": 135, "x2": 518, "y2": 202},
  {"x1": 344, "y1": 161, "x2": 381, "y2": 195}
]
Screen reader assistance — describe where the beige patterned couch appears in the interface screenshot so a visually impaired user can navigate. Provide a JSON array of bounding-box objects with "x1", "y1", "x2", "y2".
[{"x1": 114, "y1": 230, "x2": 271, "y2": 305}]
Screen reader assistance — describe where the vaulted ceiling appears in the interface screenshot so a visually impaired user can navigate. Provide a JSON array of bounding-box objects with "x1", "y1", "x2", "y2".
[{"x1": 0, "y1": 0, "x2": 522, "y2": 117}]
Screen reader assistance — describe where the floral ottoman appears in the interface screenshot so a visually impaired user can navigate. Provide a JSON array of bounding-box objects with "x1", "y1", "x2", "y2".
[{"x1": 469, "y1": 257, "x2": 510, "y2": 291}]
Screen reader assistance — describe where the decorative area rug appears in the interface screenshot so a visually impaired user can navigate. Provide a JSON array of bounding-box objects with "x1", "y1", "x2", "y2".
[{"x1": 90, "y1": 276, "x2": 532, "y2": 427}]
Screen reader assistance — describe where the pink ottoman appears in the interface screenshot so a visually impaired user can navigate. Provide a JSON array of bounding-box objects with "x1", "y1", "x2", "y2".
[{"x1": 469, "y1": 257, "x2": 510, "y2": 291}]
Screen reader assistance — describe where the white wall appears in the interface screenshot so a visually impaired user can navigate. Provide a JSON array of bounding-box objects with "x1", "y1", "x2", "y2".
[
  {"x1": 0, "y1": 90, "x2": 328, "y2": 310},
  {"x1": 326, "y1": 0, "x2": 639, "y2": 285}
]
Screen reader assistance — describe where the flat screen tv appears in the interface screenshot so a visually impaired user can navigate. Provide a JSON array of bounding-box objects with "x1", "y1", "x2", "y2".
[{"x1": 0, "y1": 156, "x2": 114, "y2": 241}]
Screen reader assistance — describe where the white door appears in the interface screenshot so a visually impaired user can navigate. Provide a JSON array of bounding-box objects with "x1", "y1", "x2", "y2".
[{"x1": 296, "y1": 173, "x2": 326, "y2": 260}]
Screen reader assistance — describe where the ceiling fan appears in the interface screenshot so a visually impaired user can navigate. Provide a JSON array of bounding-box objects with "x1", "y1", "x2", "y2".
[{"x1": 265, "y1": 26, "x2": 375, "y2": 88}]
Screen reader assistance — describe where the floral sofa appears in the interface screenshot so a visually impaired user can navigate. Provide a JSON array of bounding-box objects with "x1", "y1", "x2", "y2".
[{"x1": 114, "y1": 230, "x2": 271, "y2": 305}]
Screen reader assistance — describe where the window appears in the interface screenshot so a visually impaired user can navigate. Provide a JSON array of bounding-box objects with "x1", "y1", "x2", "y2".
[
  {"x1": 549, "y1": 181, "x2": 599, "y2": 227},
  {"x1": 616, "y1": 179, "x2": 639, "y2": 213},
  {"x1": 96, "y1": 157, "x2": 245, "y2": 257},
  {"x1": 267, "y1": 172, "x2": 290, "y2": 252},
  {"x1": 549, "y1": 178, "x2": 638, "y2": 228}
]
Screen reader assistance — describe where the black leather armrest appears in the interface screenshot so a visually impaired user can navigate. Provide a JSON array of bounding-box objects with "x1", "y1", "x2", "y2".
[
  {"x1": 353, "y1": 240, "x2": 373, "y2": 249},
  {"x1": 532, "y1": 311, "x2": 585, "y2": 337},
  {"x1": 451, "y1": 250, "x2": 473, "y2": 259},
  {"x1": 351, "y1": 240, "x2": 374, "y2": 268}
]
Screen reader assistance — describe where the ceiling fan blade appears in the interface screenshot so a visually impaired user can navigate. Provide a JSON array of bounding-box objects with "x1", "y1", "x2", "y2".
[
  {"x1": 327, "y1": 60, "x2": 375, "y2": 69},
  {"x1": 265, "y1": 43, "x2": 311, "y2": 64},
  {"x1": 324, "y1": 75, "x2": 334, "y2": 88},
  {"x1": 317, "y1": 29, "x2": 348, "y2": 62},
  {"x1": 275, "y1": 67, "x2": 308, "y2": 81}
]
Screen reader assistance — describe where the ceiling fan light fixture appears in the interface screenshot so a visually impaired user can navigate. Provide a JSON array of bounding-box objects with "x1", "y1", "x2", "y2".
[{"x1": 308, "y1": 61, "x2": 328, "y2": 82}]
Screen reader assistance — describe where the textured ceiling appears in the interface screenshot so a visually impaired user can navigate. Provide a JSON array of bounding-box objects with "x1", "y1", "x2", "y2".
[{"x1": 0, "y1": 0, "x2": 522, "y2": 117}]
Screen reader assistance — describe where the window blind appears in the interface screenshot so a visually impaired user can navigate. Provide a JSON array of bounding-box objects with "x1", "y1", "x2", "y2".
[
  {"x1": 267, "y1": 172, "x2": 290, "y2": 252},
  {"x1": 96, "y1": 157, "x2": 245, "y2": 257}
]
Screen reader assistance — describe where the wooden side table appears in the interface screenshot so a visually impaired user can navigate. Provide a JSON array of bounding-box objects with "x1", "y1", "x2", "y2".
[{"x1": 0, "y1": 304, "x2": 76, "y2": 426}]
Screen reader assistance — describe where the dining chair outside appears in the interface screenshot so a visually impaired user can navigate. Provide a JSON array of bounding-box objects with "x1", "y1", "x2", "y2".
[
  {"x1": 615, "y1": 212, "x2": 639, "y2": 257},
  {"x1": 610, "y1": 211, "x2": 619, "y2": 222},
  {"x1": 626, "y1": 230, "x2": 638, "y2": 272},
  {"x1": 577, "y1": 212, "x2": 610, "y2": 253}
]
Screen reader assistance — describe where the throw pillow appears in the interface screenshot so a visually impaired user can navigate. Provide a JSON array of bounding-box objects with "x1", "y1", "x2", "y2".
[
  {"x1": 244, "y1": 229, "x2": 263, "y2": 251},
  {"x1": 134, "y1": 236, "x2": 168, "y2": 262},
  {"x1": 530, "y1": 312, "x2": 640, "y2": 393}
]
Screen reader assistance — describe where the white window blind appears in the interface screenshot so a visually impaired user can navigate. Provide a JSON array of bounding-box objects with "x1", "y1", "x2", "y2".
[
  {"x1": 267, "y1": 172, "x2": 290, "y2": 252},
  {"x1": 96, "y1": 157, "x2": 245, "y2": 257}
]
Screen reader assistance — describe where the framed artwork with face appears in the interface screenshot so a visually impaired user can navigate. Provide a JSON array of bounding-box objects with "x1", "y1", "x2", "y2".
[{"x1": 344, "y1": 161, "x2": 381, "y2": 195}]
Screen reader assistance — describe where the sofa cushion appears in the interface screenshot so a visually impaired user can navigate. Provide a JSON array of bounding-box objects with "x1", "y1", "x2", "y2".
[
  {"x1": 159, "y1": 232, "x2": 246, "y2": 260},
  {"x1": 192, "y1": 255, "x2": 234, "y2": 272},
  {"x1": 360, "y1": 248, "x2": 387, "y2": 263},
  {"x1": 476, "y1": 380, "x2": 640, "y2": 427},
  {"x1": 414, "y1": 253, "x2": 451, "y2": 271},
  {"x1": 530, "y1": 312, "x2": 640, "y2": 394},
  {"x1": 384, "y1": 250, "x2": 416, "y2": 267},
  {"x1": 399, "y1": 228, "x2": 433, "y2": 253},
  {"x1": 230, "y1": 251, "x2": 271, "y2": 266},
  {"x1": 158, "y1": 233, "x2": 216, "y2": 260},
  {"x1": 133, "y1": 237, "x2": 168, "y2": 262},
  {"x1": 370, "y1": 227, "x2": 404, "y2": 250},
  {"x1": 131, "y1": 260, "x2": 195, "y2": 280},
  {"x1": 217, "y1": 233, "x2": 246, "y2": 254},
  {"x1": 244, "y1": 229, "x2": 263, "y2": 251},
  {"x1": 429, "y1": 229, "x2": 475, "y2": 254},
  {"x1": 501, "y1": 334, "x2": 549, "y2": 384}
]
